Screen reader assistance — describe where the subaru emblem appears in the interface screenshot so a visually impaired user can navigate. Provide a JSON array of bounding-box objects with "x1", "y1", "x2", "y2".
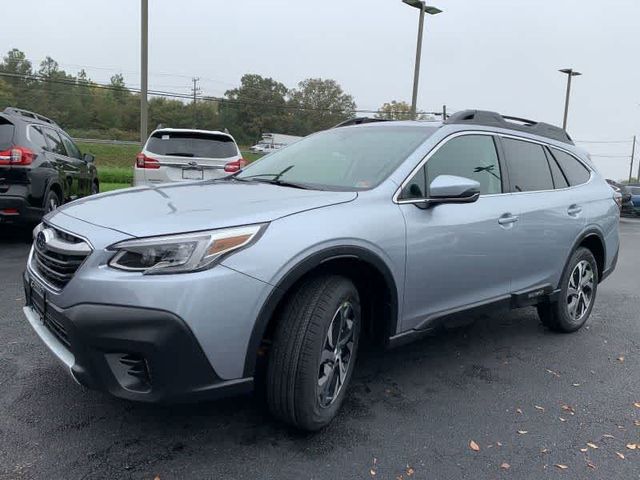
[{"x1": 36, "y1": 228, "x2": 54, "y2": 251}]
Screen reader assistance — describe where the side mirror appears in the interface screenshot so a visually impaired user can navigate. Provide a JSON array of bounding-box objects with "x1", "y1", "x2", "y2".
[
  {"x1": 427, "y1": 175, "x2": 480, "y2": 205},
  {"x1": 83, "y1": 153, "x2": 95, "y2": 163}
]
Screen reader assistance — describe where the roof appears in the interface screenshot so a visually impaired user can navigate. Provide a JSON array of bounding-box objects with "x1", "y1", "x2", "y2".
[{"x1": 2, "y1": 107, "x2": 59, "y2": 127}]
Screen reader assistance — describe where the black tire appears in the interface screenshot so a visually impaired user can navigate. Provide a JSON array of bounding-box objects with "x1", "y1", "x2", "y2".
[
  {"x1": 91, "y1": 181, "x2": 99, "y2": 195},
  {"x1": 537, "y1": 247, "x2": 598, "y2": 333},
  {"x1": 266, "y1": 275, "x2": 361, "y2": 431},
  {"x1": 43, "y1": 190, "x2": 61, "y2": 215}
]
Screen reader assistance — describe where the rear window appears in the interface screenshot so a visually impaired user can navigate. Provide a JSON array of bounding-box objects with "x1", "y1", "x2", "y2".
[
  {"x1": 0, "y1": 119, "x2": 15, "y2": 150},
  {"x1": 146, "y1": 131, "x2": 238, "y2": 159}
]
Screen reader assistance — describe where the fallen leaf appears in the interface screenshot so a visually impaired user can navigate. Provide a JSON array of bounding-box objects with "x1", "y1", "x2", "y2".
[
  {"x1": 546, "y1": 369, "x2": 560, "y2": 377},
  {"x1": 572, "y1": 383, "x2": 581, "y2": 387},
  {"x1": 602, "y1": 434, "x2": 615, "y2": 439},
  {"x1": 617, "y1": 356, "x2": 624, "y2": 363},
  {"x1": 587, "y1": 442, "x2": 599, "y2": 449},
  {"x1": 469, "y1": 440, "x2": 480, "y2": 452},
  {"x1": 370, "y1": 469, "x2": 377, "y2": 476},
  {"x1": 579, "y1": 448, "x2": 588, "y2": 453},
  {"x1": 517, "y1": 430, "x2": 528, "y2": 435},
  {"x1": 626, "y1": 444, "x2": 637, "y2": 450},
  {"x1": 406, "y1": 466, "x2": 414, "y2": 476},
  {"x1": 500, "y1": 463, "x2": 510, "y2": 470},
  {"x1": 561, "y1": 404, "x2": 575, "y2": 415},
  {"x1": 555, "y1": 464, "x2": 568, "y2": 470},
  {"x1": 559, "y1": 417, "x2": 567, "y2": 422},
  {"x1": 635, "y1": 420, "x2": 640, "y2": 426},
  {"x1": 616, "y1": 452, "x2": 625, "y2": 460},
  {"x1": 534, "y1": 405, "x2": 545, "y2": 412},
  {"x1": 587, "y1": 462, "x2": 596, "y2": 470},
  {"x1": 634, "y1": 403, "x2": 640, "y2": 409},
  {"x1": 516, "y1": 408, "x2": 523, "y2": 414},
  {"x1": 541, "y1": 448, "x2": 549, "y2": 454},
  {"x1": 497, "y1": 442, "x2": 503, "y2": 447},
  {"x1": 154, "y1": 477, "x2": 160, "y2": 480}
]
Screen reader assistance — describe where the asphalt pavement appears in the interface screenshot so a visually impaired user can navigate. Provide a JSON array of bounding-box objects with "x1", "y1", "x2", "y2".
[{"x1": 1, "y1": 219, "x2": 639, "y2": 480}]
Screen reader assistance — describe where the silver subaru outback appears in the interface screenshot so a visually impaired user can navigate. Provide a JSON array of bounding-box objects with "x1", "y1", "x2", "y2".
[{"x1": 23, "y1": 110, "x2": 619, "y2": 431}]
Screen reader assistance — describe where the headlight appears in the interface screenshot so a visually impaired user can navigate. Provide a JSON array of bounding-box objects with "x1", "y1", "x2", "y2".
[{"x1": 108, "y1": 224, "x2": 266, "y2": 274}]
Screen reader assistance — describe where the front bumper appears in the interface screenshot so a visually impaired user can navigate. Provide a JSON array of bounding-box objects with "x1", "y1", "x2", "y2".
[{"x1": 23, "y1": 270, "x2": 255, "y2": 403}]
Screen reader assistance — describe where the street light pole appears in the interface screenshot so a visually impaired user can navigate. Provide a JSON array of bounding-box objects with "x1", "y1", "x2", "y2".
[
  {"x1": 402, "y1": 0, "x2": 442, "y2": 120},
  {"x1": 559, "y1": 68, "x2": 581, "y2": 130},
  {"x1": 140, "y1": 0, "x2": 148, "y2": 144}
]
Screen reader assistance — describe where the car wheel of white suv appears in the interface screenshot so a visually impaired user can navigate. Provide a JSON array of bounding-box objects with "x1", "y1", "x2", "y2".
[
  {"x1": 537, "y1": 247, "x2": 598, "y2": 333},
  {"x1": 266, "y1": 275, "x2": 361, "y2": 431}
]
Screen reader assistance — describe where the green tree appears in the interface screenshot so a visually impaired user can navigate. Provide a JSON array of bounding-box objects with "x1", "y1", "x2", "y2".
[
  {"x1": 220, "y1": 74, "x2": 289, "y2": 144},
  {"x1": 0, "y1": 79, "x2": 15, "y2": 108},
  {"x1": 375, "y1": 100, "x2": 413, "y2": 120},
  {"x1": 288, "y1": 78, "x2": 356, "y2": 134}
]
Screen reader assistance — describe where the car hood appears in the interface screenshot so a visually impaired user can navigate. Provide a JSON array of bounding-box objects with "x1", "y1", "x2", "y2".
[{"x1": 58, "y1": 181, "x2": 357, "y2": 237}]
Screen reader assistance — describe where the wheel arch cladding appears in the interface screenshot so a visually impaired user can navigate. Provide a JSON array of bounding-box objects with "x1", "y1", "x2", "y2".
[
  {"x1": 47, "y1": 182, "x2": 63, "y2": 203},
  {"x1": 578, "y1": 233, "x2": 605, "y2": 281},
  {"x1": 242, "y1": 246, "x2": 399, "y2": 377}
]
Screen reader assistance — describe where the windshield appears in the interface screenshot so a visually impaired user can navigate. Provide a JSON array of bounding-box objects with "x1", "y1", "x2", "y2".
[
  {"x1": 236, "y1": 126, "x2": 435, "y2": 190},
  {"x1": 146, "y1": 131, "x2": 238, "y2": 158}
]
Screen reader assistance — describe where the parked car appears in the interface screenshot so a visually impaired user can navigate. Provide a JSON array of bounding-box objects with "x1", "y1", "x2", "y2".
[
  {"x1": 627, "y1": 184, "x2": 640, "y2": 215},
  {"x1": 0, "y1": 107, "x2": 97, "y2": 225},
  {"x1": 249, "y1": 133, "x2": 302, "y2": 153},
  {"x1": 606, "y1": 179, "x2": 634, "y2": 215},
  {"x1": 134, "y1": 128, "x2": 243, "y2": 186},
  {"x1": 23, "y1": 110, "x2": 619, "y2": 431}
]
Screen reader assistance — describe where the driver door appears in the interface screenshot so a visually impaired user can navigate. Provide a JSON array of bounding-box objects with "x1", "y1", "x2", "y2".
[{"x1": 397, "y1": 133, "x2": 518, "y2": 331}]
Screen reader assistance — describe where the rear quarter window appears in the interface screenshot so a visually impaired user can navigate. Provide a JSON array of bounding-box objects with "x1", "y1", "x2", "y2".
[
  {"x1": 502, "y1": 138, "x2": 554, "y2": 192},
  {"x1": 146, "y1": 131, "x2": 238, "y2": 159},
  {"x1": 0, "y1": 119, "x2": 15, "y2": 150},
  {"x1": 549, "y1": 148, "x2": 591, "y2": 186}
]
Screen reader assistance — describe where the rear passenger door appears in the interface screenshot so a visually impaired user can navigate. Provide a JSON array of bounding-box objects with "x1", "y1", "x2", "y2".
[
  {"x1": 59, "y1": 131, "x2": 90, "y2": 197},
  {"x1": 42, "y1": 127, "x2": 78, "y2": 201},
  {"x1": 501, "y1": 136, "x2": 587, "y2": 294}
]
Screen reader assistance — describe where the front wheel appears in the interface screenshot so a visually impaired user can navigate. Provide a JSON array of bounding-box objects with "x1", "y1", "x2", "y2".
[
  {"x1": 44, "y1": 190, "x2": 61, "y2": 215},
  {"x1": 266, "y1": 275, "x2": 361, "y2": 431},
  {"x1": 537, "y1": 247, "x2": 598, "y2": 333}
]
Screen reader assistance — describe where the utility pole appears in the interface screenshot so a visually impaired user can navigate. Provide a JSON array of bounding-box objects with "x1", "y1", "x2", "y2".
[
  {"x1": 442, "y1": 104, "x2": 447, "y2": 120},
  {"x1": 140, "y1": 0, "x2": 148, "y2": 144},
  {"x1": 633, "y1": 135, "x2": 638, "y2": 183},
  {"x1": 191, "y1": 77, "x2": 201, "y2": 127},
  {"x1": 629, "y1": 136, "x2": 637, "y2": 183}
]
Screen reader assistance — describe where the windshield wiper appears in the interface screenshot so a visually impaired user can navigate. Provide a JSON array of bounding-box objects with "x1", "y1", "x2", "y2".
[
  {"x1": 251, "y1": 178, "x2": 312, "y2": 190},
  {"x1": 239, "y1": 165, "x2": 295, "y2": 181}
]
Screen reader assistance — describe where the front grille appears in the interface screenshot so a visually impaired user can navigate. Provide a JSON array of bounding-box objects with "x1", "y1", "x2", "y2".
[
  {"x1": 30, "y1": 224, "x2": 91, "y2": 290},
  {"x1": 32, "y1": 299, "x2": 70, "y2": 348}
]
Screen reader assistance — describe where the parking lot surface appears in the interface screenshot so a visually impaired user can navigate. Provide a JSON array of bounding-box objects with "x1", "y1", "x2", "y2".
[{"x1": 1, "y1": 219, "x2": 639, "y2": 480}]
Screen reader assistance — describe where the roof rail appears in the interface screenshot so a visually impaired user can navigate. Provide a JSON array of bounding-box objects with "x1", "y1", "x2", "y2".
[
  {"x1": 444, "y1": 110, "x2": 574, "y2": 145},
  {"x1": 2, "y1": 107, "x2": 59, "y2": 127},
  {"x1": 333, "y1": 117, "x2": 390, "y2": 128}
]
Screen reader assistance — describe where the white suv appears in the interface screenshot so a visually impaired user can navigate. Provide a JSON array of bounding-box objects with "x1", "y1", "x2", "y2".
[{"x1": 134, "y1": 128, "x2": 244, "y2": 186}]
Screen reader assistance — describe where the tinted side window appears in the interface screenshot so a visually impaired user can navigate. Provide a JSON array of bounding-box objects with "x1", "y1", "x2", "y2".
[
  {"x1": 400, "y1": 135, "x2": 502, "y2": 199},
  {"x1": 544, "y1": 148, "x2": 569, "y2": 189},
  {"x1": 42, "y1": 128, "x2": 66, "y2": 155},
  {"x1": 502, "y1": 138, "x2": 553, "y2": 192},
  {"x1": 549, "y1": 148, "x2": 590, "y2": 186},
  {"x1": 60, "y1": 132, "x2": 82, "y2": 159},
  {"x1": 28, "y1": 126, "x2": 49, "y2": 152}
]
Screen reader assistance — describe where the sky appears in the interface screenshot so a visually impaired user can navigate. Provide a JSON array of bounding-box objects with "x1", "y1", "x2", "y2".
[{"x1": 2, "y1": 0, "x2": 639, "y2": 180}]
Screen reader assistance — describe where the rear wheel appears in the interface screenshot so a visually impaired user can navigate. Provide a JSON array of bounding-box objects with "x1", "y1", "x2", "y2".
[
  {"x1": 537, "y1": 247, "x2": 598, "y2": 333},
  {"x1": 44, "y1": 190, "x2": 61, "y2": 215},
  {"x1": 266, "y1": 275, "x2": 361, "y2": 431}
]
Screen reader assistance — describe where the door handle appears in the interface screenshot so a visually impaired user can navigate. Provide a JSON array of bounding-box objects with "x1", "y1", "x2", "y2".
[
  {"x1": 498, "y1": 214, "x2": 519, "y2": 226},
  {"x1": 567, "y1": 204, "x2": 582, "y2": 216}
]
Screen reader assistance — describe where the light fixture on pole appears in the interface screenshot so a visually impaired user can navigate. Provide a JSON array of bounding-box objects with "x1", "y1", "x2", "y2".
[
  {"x1": 402, "y1": 0, "x2": 442, "y2": 120},
  {"x1": 140, "y1": 0, "x2": 148, "y2": 144},
  {"x1": 559, "y1": 68, "x2": 581, "y2": 130}
]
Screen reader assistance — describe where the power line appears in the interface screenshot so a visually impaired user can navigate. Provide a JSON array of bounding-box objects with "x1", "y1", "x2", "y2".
[
  {"x1": 0, "y1": 71, "x2": 441, "y2": 117},
  {"x1": 576, "y1": 140, "x2": 633, "y2": 144}
]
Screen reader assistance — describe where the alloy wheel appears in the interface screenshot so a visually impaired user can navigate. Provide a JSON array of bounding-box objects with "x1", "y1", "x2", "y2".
[
  {"x1": 317, "y1": 301, "x2": 356, "y2": 408},
  {"x1": 567, "y1": 260, "x2": 594, "y2": 322}
]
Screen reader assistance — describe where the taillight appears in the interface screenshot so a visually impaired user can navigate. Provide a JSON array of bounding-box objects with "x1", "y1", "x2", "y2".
[
  {"x1": 0, "y1": 146, "x2": 34, "y2": 166},
  {"x1": 224, "y1": 158, "x2": 247, "y2": 173},
  {"x1": 135, "y1": 153, "x2": 160, "y2": 169}
]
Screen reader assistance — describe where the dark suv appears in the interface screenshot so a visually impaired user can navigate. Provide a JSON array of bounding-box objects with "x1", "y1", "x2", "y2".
[{"x1": 0, "y1": 107, "x2": 98, "y2": 225}]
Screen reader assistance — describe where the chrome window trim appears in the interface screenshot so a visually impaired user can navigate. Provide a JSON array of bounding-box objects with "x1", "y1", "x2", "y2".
[
  {"x1": 393, "y1": 130, "x2": 594, "y2": 205},
  {"x1": 392, "y1": 130, "x2": 498, "y2": 205}
]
